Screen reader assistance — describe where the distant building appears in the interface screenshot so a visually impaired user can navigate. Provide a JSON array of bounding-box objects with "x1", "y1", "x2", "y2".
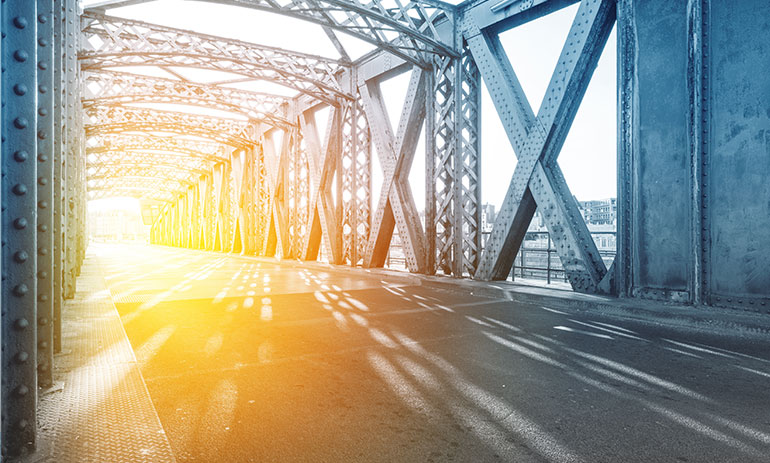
[
  {"x1": 481, "y1": 203, "x2": 496, "y2": 233},
  {"x1": 577, "y1": 198, "x2": 617, "y2": 226}
]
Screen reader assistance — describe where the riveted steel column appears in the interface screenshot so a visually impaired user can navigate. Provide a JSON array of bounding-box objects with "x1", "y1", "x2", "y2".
[
  {"x1": 51, "y1": 0, "x2": 64, "y2": 353},
  {"x1": 62, "y1": 0, "x2": 77, "y2": 300},
  {"x1": 36, "y1": 0, "x2": 55, "y2": 389},
  {"x1": 2, "y1": 0, "x2": 39, "y2": 455}
]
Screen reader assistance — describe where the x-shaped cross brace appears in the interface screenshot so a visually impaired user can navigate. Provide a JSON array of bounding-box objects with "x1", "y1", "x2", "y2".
[
  {"x1": 212, "y1": 161, "x2": 231, "y2": 252},
  {"x1": 231, "y1": 148, "x2": 255, "y2": 254},
  {"x1": 465, "y1": 0, "x2": 616, "y2": 292},
  {"x1": 299, "y1": 107, "x2": 343, "y2": 263},
  {"x1": 198, "y1": 174, "x2": 213, "y2": 250},
  {"x1": 262, "y1": 129, "x2": 294, "y2": 258},
  {"x1": 359, "y1": 67, "x2": 428, "y2": 272}
]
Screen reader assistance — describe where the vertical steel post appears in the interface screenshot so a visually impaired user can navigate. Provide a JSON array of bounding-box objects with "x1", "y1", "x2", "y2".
[
  {"x1": 547, "y1": 234, "x2": 552, "y2": 285},
  {"x1": 2, "y1": 0, "x2": 39, "y2": 455},
  {"x1": 36, "y1": 0, "x2": 55, "y2": 389},
  {"x1": 62, "y1": 0, "x2": 77, "y2": 300},
  {"x1": 51, "y1": 0, "x2": 65, "y2": 353}
]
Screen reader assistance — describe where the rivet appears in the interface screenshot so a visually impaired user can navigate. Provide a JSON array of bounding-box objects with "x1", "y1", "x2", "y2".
[
  {"x1": 15, "y1": 318, "x2": 29, "y2": 330},
  {"x1": 39, "y1": 14, "x2": 49, "y2": 24},
  {"x1": 14, "y1": 118, "x2": 28, "y2": 129},
  {"x1": 13, "y1": 284, "x2": 29, "y2": 297},
  {"x1": 13, "y1": 50, "x2": 29, "y2": 62},
  {"x1": 13, "y1": 16, "x2": 28, "y2": 29},
  {"x1": 38, "y1": 363, "x2": 49, "y2": 372},
  {"x1": 13, "y1": 218, "x2": 28, "y2": 229},
  {"x1": 15, "y1": 385, "x2": 29, "y2": 397},
  {"x1": 38, "y1": 177, "x2": 48, "y2": 186},
  {"x1": 38, "y1": 224, "x2": 48, "y2": 232},
  {"x1": 15, "y1": 351, "x2": 29, "y2": 363},
  {"x1": 14, "y1": 150, "x2": 28, "y2": 162},
  {"x1": 38, "y1": 62, "x2": 48, "y2": 71},
  {"x1": 13, "y1": 251, "x2": 28, "y2": 263},
  {"x1": 39, "y1": 294, "x2": 48, "y2": 302},
  {"x1": 12, "y1": 184, "x2": 28, "y2": 196},
  {"x1": 39, "y1": 85, "x2": 48, "y2": 94},
  {"x1": 39, "y1": 341, "x2": 49, "y2": 349},
  {"x1": 38, "y1": 271, "x2": 48, "y2": 279},
  {"x1": 17, "y1": 420, "x2": 29, "y2": 430},
  {"x1": 39, "y1": 108, "x2": 48, "y2": 117},
  {"x1": 39, "y1": 247, "x2": 48, "y2": 256},
  {"x1": 38, "y1": 154, "x2": 48, "y2": 162},
  {"x1": 39, "y1": 201, "x2": 48, "y2": 209},
  {"x1": 39, "y1": 317, "x2": 49, "y2": 326},
  {"x1": 13, "y1": 84, "x2": 27, "y2": 96}
]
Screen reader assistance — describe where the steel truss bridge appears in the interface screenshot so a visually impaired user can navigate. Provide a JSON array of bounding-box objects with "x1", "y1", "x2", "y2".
[{"x1": 1, "y1": 0, "x2": 769, "y2": 458}]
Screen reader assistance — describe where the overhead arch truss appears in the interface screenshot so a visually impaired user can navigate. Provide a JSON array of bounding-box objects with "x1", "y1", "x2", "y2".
[
  {"x1": 84, "y1": 0, "x2": 457, "y2": 66},
  {"x1": 80, "y1": 12, "x2": 351, "y2": 105},
  {"x1": 83, "y1": 71, "x2": 295, "y2": 130}
]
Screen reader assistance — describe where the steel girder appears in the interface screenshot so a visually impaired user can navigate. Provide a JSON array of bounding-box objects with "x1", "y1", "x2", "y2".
[
  {"x1": 88, "y1": 162, "x2": 209, "y2": 185},
  {"x1": 464, "y1": 0, "x2": 615, "y2": 293},
  {"x1": 89, "y1": 151, "x2": 215, "y2": 172},
  {"x1": 88, "y1": 175, "x2": 192, "y2": 200},
  {"x1": 80, "y1": 12, "x2": 350, "y2": 104},
  {"x1": 84, "y1": 0, "x2": 457, "y2": 67},
  {"x1": 339, "y1": 91, "x2": 372, "y2": 266},
  {"x1": 83, "y1": 71, "x2": 294, "y2": 130},
  {"x1": 427, "y1": 43, "x2": 482, "y2": 277},
  {"x1": 87, "y1": 134, "x2": 227, "y2": 163},
  {"x1": 37, "y1": 0, "x2": 56, "y2": 390},
  {"x1": 85, "y1": 105, "x2": 254, "y2": 147},
  {"x1": 88, "y1": 187, "x2": 179, "y2": 203},
  {"x1": 2, "y1": 1, "x2": 40, "y2": 454}
]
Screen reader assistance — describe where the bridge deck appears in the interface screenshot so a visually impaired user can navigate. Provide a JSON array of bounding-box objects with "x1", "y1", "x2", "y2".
[{"x1": 39, "y1": 243, "x2": 770, "y2": 462}]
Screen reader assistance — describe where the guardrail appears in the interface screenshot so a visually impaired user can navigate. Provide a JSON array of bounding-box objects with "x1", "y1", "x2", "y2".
[{"x1": 386, "y1": 230, "x2": 616, "y2": 284}]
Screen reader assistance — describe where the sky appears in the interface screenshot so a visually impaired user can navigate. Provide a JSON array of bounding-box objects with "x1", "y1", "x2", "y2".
[{"x1": 85, "y1": 0, "x2": 616, "y2": 213}]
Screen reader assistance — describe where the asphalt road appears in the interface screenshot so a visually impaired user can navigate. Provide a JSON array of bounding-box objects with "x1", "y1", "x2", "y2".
[{"x1": 95, "y1": 243, "x2": 770, "y2": 462}]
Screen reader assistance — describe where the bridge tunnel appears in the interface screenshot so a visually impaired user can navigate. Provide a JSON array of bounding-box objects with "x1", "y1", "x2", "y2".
[{"x1": 1, "y1": 0, "x2": 769, "y2": 460}]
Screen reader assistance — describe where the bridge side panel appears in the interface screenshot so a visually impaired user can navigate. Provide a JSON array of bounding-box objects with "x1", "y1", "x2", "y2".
[
  {"x1": 707, "y1": 1, "x2": 770, "y2": 310},
  {"x1": 619, "y1": 1, "x2": 692, "y2": 302}
]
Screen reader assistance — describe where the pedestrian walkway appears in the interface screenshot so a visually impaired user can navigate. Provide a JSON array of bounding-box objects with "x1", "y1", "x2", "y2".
[{"x1": 28, "y1": 249, "x2": 175, "y2": 463}]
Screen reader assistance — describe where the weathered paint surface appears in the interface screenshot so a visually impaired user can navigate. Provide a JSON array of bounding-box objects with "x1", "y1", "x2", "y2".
[{"x1": 708, "y1": 1, "x2": 770, "y2": 305}]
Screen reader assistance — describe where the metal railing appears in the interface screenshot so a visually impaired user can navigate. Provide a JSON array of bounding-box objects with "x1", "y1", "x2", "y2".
[
  {"x1": 385, "y1": 230, "x2": 616, "y2": 284},
  {"x1": 510, "y1": 230, "x2": 616, "y2": 284}
]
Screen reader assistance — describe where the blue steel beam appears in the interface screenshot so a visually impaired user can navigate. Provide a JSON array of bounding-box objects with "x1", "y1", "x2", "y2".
[
  {"x1": 2, "y1": 0, "x2": 39, "y2": 456},
  {"x1": 36, "y1": 0, "x2": 55, "y2": 390}
]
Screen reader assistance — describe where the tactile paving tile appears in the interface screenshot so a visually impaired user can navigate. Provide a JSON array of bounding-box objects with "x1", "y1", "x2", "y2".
[{"x1": 33, "y1": 257, "x2": 176, "y2": 463}]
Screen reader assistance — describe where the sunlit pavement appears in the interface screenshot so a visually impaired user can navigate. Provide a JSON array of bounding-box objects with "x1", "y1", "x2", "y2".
[{"x1": 93, "y1": 243, "x2": 770, "y2": 462}]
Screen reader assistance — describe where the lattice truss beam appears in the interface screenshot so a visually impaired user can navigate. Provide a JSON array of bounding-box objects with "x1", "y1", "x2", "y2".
[
  {"x1": 85, "y1": 0, "x2": 457, "y2": 66},
  {"x1": 81, "y1": 12, "x2": 351, "y2": 104},
  {"x1": 463, "y1": 0, "x2": 616, "y2": 292},
  {"x1": 83, "y1": 71, "x2": 294, "y2": 130}
]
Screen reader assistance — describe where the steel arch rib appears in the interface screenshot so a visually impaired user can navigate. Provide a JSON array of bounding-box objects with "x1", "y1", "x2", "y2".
[
  {"x1": 88, "y1": 161, "x2": 210, "y2": 178},
  {"x1": 80, "y1": 13, "x2": 350, "y2": 104},
  {"x1": 85, "y1": 105, "x2": 255, "y2": 147},
  {"x1": 83, "y1": 71, "x2": 295, "y2": 130},
  {"x1": 87, "y1": 134, "x2": 228, "y2": 164},
  {"x1": 83, "y1": 0, "x2": 457, "y2": 66},
  {"x1": 87, "y1": 186, "x2": 181, "y2": 203}
]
